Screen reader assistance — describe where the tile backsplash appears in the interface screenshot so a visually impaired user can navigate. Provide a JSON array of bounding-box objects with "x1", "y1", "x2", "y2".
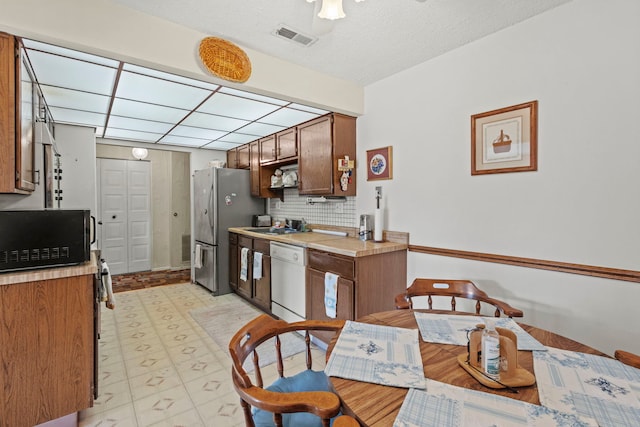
[{"x1": 268, "y1": 188, "x2": 356, "y2": 228}]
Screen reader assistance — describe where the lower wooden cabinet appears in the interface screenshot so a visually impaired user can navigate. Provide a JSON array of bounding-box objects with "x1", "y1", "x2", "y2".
[
  {"x1": 234, "y1": 234, "x2": 271, "y2": 312},
  {"x1": 229, "y1": 232, "x2": 239, "y2": 291},
  {"x1": 0, "y1": 273, "x2": 94, "y2": 427},
  {"x1": 306, "y1": 248, "x2": 407, "y2": 344}
]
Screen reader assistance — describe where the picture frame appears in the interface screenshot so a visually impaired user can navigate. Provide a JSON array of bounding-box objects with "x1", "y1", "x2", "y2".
[
  {"x1": 471, "y1": 100, "x2": 538, "y2": 175},
  {"x1": 366, "y1": 146, "x2": 393, "y2": 181}
]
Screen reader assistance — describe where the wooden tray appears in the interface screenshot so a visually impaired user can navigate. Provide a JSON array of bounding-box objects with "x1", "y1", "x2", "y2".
[
  {"x1": 457, "y1": 326, "x2": 536, "y2": 389},
  {"x1": 457, "y1": 354, "x2": 535, "y2": 389}
]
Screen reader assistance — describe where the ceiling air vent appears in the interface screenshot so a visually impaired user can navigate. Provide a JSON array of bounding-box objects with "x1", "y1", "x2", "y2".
[{"x1": 273, "y1": 25, "x2": 318, "y2": 47}]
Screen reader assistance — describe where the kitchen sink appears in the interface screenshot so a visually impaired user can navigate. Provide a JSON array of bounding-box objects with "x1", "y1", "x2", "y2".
[{"x1": 245, "y1": 227, "x2": 301, "y2": 235}]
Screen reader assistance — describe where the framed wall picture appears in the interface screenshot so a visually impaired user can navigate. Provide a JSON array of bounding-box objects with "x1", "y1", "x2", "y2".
[
  {"x1": 471, "y1": 100, "x2": 538, "y2": 175},
  {"x1": 366, "y1": 146, "x2": 393, "y2": 181}
]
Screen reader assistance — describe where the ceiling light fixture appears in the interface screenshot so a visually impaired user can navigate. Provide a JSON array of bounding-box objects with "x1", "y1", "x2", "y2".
[
  {"x1": 132, "y1": 147, "x2": 149, "y2": 160},
  {"x1": 307, "y1": 0, "x2": 365, "y2": 20}
]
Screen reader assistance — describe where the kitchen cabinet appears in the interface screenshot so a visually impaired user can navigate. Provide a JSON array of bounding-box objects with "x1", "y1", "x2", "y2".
[
  {"x1": 0, "y1": 273, "x2": 95, "y2": 426},
  {"x1": 0, "y1": 32, "x2": 36, "y2": 194},
  {"x1": 249, "y1": 140, "x2": 260, "y2": 196},
  {"x1": 306, "y1": 247, "x2": 407, "y2": 343},
  {"x1": 237, "y1": 143, "x2": 250, "y2": 169},
  {"x1": 229, "y1": 232, "x2": 238, "y2": 291},
  {"x1": 260, "y1": 128, "x2": 297, "y2": 164},
  {"x1": 298, "y1": 113, "x2": 356, "y2": 197},
  {"x1": 236, "y1": 235, "x2": 271, "y2": 312},
  {"x1": 227, "y1": 148, "x2": 238, "y2": 169}
]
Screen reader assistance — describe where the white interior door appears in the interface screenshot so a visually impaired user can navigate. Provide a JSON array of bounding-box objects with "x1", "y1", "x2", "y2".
[{"x1": 98, "y1": 158, "x2": 151, "y2": 275}]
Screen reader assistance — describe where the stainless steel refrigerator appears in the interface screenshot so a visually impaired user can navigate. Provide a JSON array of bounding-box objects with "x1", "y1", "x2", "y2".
[{"x1": 193, "y1": 168, "x2": 264, "y2": 295}]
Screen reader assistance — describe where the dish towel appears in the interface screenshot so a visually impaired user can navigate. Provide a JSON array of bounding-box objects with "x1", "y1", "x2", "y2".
[
  {"x1": 253, "y1": 251, "x2": 263, "y2": 280},
  {"x1": 100, "y1": 259, "x2": 116, "y2": 310},
  {"x1": 194, "y1": 244, "x2": 203, "y2": 269},
  {"x1": 240, "y1": 247, "x2": 249, "y2": 281},
  {"x1": 324, "y1": 272, "x2": 338, "y2": 318}
]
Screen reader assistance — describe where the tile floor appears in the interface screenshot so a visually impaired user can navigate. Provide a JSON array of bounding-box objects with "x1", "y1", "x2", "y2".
[{"x1": 80, "y1": 282, "x2": 326, "y2": 427}]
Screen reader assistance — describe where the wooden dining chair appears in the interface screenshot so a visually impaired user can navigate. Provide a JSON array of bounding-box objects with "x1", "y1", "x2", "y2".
[
  {"x1": 615, "y1": 349, "x2": 640, "y2": 369},
  {"x1": 395, "y1": 278, "x2": 524, "y2": 318},
  {"x1": 229, "y1": 313, "x2": 359, "y2": 427}
]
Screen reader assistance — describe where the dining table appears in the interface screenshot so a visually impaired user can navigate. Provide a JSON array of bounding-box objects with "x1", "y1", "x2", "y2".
[{"x1": 326, "y1": 309, "x2": 609, "y2": 427}]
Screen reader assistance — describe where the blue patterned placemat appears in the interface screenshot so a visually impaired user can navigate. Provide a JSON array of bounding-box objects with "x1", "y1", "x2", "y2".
[
  {"x1": 394, "y1": 379, "x2": 598, "y2": 427},
  {"x1": 414, "y1": 312, "x2": 546, "y2": 351},
  {"x1": 533, "y1": 347, "x2": 640, "y2": 427},
  {"x1": 325, "y1": 320, "x2": 425, "y2": 389}
]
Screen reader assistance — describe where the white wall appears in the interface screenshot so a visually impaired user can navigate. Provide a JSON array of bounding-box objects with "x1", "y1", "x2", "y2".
[{"x1": 357, "y1": 0, "x2": 640, "y2": 356}]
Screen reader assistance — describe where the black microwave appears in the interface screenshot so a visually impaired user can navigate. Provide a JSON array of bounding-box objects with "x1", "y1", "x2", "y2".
[{"x1": 0, "y1": 209, "x2": 93, "y2": 273}]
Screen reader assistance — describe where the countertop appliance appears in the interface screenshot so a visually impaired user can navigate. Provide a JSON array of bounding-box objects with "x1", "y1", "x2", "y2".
[
  {"x1": 193, "y1": 168, "x2": 264, "y2": 295},
  {"x1": 359, "y1": 214, "x2": 372, "y2": 241},
  {"x1": 270, "y1": 241, "x2": 306, "y2": 323},
  {"x1": 0, "y1": 209, "x2": 92, "y2": 272}
]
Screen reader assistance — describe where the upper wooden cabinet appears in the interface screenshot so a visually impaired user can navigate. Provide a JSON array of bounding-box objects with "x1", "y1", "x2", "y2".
[
  {"x1": 226, "y1": 147, "x2": 238, "y2": 169},
  {"x1": 0, "y1": 32, "x2": 36, "y2": 194},
  {"x1": 237, "y1": 143, "x2": 250, "y2": 169},
  {"x1": 298, "y1": 113, "x2": 356, "y2": 197},
  {"x1": 260, "y1": 128, "x2": 297, "y2": 165}
]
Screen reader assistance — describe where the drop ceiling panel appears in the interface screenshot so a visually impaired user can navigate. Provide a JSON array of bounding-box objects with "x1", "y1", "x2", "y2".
[
  {"x1": 23, "y1": 40, "x2": 119, "y2": 68},
  {"x1": 26, "y1": 50, "x2": 117, "y2": 95},
  {"x1": 104, "y1": 128, "x2": 164, "y2": 142},
  {"x1": 123, "y1": 63, "x2": 220, "y2": 91},
  {"x1": 49, "y1": 107, "x2": 106, "y2": 128},
  {"x1": 181, "y1": 112, "x2": 249, "y2": 131},
  {"x1": 202, "y1": 141, "x2": 242, "y2": 151},
  {"x1": 288, "y1": 103, "x2": 328, "y2": 115},
  {"x1": 116, "y1": 70, "x2": 211, "y2": 109},
  {"x1": 107, "y1": 116, "x2": 174, "y2": 134},
  {"x1": 260, "y1": 108, "x2": 319, "y2": 127},
  {"x1": 217, "y1": 133, "x2": 259, "y2": 144},
  {"x1": 239, "y1": 122, "x2": 285, "y2": 137},
  {"x1": 198, "y1": 93, "x2": 282, "y2": 121},
  {"x1": 110, "y1": 98, "x2": 189, "y2": 123},
  {"x1": 167, "y1": 125, "x2": 227, "y2": 140},
  {"x1": 158, "y1": 135, "x2": 211, "y2": 147},
  {"x1": 39, "y1": 85, "x2": 111, "y2": 113},
  {"x1": 219, "y1": 87, "x2": 290, "y2": 106}
]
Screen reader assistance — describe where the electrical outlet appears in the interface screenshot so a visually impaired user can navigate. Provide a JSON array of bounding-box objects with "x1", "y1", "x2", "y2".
[
  {"x1": 335, "y1": 203, "x2": 343, "y2": 213},
  {"x1": 275, "y1": 201, "x2": 282, "y2": 209}
]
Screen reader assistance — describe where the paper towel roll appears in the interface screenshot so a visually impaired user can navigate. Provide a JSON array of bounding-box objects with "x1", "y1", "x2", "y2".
[{"x1": 374, "y1": 208, "x2": 384, "y2": 242}]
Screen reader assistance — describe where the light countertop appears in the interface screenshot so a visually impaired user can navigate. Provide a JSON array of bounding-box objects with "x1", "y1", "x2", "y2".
[
  {"x1": 229, "y1": 227, "x2": 408, "y2": 257},
  {"x1": 0, "y1": 252, "x2": 98, "y2": 286}
]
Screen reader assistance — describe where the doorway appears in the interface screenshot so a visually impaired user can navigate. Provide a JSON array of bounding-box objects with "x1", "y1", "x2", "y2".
[{"x1": 97, "y1": 158, "x2": 152, "y2": 275}]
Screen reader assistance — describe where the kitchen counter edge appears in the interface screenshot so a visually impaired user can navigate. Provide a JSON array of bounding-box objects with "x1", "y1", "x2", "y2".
[
  {"x1": 229, "y1": 227, "x2": 408, "y2": 257},
  {"x1": 0, "y1": 252, "x2": 98, "y2": 286}
]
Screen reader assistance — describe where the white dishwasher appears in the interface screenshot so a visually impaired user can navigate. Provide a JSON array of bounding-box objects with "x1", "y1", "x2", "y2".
[{"x1": 270, "y1": 241, "x2": 306, "y2": 323}]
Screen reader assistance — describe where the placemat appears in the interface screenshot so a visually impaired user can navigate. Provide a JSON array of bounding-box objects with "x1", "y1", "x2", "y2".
[
  {"x1": 394, "y1": 379, "x2": 598, "y2": 427},
  {"x1": 414, "y1": 312, "x2": 546, "y2": 351},
  {"x1": 325, "y1": 320, "x2": 425, "y2": 389},
  {"x1": 533, "y1": 347, "x2": 640, "y2": 427}
]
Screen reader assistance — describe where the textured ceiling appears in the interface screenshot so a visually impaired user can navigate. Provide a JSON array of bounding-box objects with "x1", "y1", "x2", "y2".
[{"x1": 109, "y1": 0, "x2": 572, "y2": 86}]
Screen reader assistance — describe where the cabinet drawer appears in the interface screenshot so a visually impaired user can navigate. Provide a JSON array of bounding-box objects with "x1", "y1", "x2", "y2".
[
  {"x1": 238, "y1": 235, "x2": 253, "y2": 248},
  {"x1": 253, "y1": 238, "x2": 270, "y2": 254},
  {"x1": 307, "y1": 250, "x2": 355, "y2": 280}
]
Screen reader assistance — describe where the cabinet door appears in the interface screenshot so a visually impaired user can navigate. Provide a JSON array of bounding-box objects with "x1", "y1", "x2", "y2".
[
  {"x1": 226, "y1": 148, "x2": 238, "y2": 169},
  {"x1": 298, "y1": 116, "x2": 333, "y2": 195},
  {"x1": 237, "y1": 144, "x2": 250, "y2": 169},
  {"x1": 276, "y1": 128, "x2": 297, "y2": 161},
  {"x1": 16, "y1": 46, "x2": 36, "y2": 192},
  {"x1": 259, "y1": 135, "x2": 276, "y2": 164},
  {"x1": 249, "y1": 140, "x2": 260, "y2": 196},
  {"x1": 253, "y1": 253, "x2": 271, "y2": 312},
  {"x1": 237, "y1": 244, "x2": 252, "y2": 299},
  {"x1": 229, "y1": 234, "x2": 238, "y2": 291},
  {"x1": 306, "y1": 267, "x2": 354, "y2": 343}
]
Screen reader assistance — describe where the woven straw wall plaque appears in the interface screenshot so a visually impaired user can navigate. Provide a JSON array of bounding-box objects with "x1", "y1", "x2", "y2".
[{"x1": 199, "y1": 37, "x2": 251, "y2": 83}]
